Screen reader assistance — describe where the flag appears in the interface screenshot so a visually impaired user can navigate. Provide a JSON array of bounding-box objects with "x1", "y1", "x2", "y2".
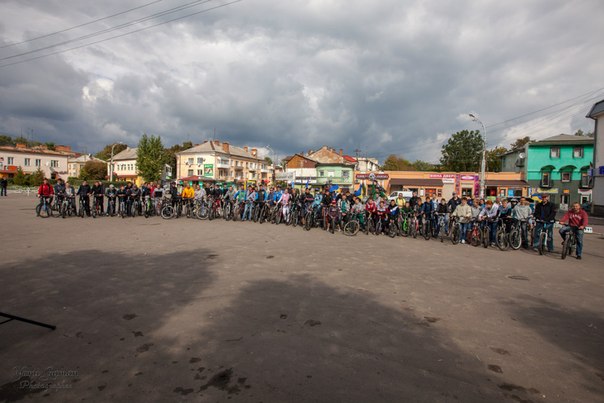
[
  {"x1": 353, "y1": 183, "x2": 362, "y2": 197},
  {"x1": 305, "y1": 178, "x2": 310, "y2": 188}
]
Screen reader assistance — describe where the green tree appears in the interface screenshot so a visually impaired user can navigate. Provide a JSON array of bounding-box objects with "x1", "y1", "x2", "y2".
[
  {"x1": 573, "y1": 129, "x2": 594, "y2": 137},
  {"x1": 30, "y1": 168, "x2": 45, "y2": 186},
  {"x1": 165, "y1": 141, "x2": 193, "y2": 173},
  {"x1": 13, "y1": 167, "x2": 27, "y2": 185},
  {"x1": 94, "y1": 143, "x2": 127, "y2": 161},
  {"x1": 510, "y1": 136, "x2": 531, "y2": 150},
  {"x1": 264, "y1": 156, "x2": 273, "y2": 165},
  {"x1": 411, "y1": 160, "x2": 435, "y2": 171},
  {"x1": 0, "y1": 135, "x2": 13, "y2": 146},
  {"x1": 45, "y1": 142, "x2": 56, "y2": 150},
  {"x1": 137, "y1": 134, "x2": 167, "y2": 182},
  {"x1": 80, "y1": 160, "x2": 107, "y2": 180},
  {"x1": 485, "y1": 146, "x2": 508, "y2": 172},
  {"x1": 381, "y1": 154, "x2": 415, "y2": 171},
  {"x1": 440, "y1": 130, "x2": 484, "y2": 172}
]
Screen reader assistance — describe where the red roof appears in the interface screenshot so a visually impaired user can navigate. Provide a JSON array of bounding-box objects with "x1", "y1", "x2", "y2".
[{"x1": 343, "y1": 155, "x2": 357, "y2": 163}]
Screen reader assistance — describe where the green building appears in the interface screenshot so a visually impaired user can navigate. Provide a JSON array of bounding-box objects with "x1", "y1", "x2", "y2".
[
  {"x1": 501, "y1": 134, "x2": 594, "y2": 210},
  {"x1": 315, "y1": 163, "x2": 354, "y2": 189}
]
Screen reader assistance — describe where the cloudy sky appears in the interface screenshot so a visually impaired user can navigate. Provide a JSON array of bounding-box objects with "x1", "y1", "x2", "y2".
[{"x1": 0, "y1": 0, "x2": 602, "y2": 162}]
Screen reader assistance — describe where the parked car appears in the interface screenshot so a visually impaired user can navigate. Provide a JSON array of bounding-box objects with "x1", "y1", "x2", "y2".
[{"x1": 388, "y1": 191, "x2": 413, "y2": 202}]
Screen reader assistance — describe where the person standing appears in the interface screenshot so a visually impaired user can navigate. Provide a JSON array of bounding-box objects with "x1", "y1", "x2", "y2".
[
  {"x1": 0, "y1": 177, "x2": 7, "y2": 196},
  {"x1": 559, "y1": 202, "x2": 588, "y2": 260},
  {"x1": 533, "y1": 194, "x2": 556, "y2": 252},
  {"x1": 76, "y1": 181, "x2": 92, "y2": 216},
  {"x1": 452, "y1": 197, "x2": 472, "y2": 244},
  {"x1": 512, "y1": 197, "x2": 532, "y2": 249}
]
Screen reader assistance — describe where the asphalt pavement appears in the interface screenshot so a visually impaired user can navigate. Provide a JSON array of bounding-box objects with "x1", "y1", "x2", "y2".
[{"x1": 0, "y1": 194, "x2": 603, "y2": 402}]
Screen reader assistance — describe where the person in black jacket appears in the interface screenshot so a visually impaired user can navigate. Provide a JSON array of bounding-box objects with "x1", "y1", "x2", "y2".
[
  {"x1": 91, "y1": 181, "x2": 104, "y2": 215},
  {"x1": 533, "y1": 194, "x2": 556, "y2": 252},
  {"x1": 77, "y1": 181, "x2": 92, "y2": 216},
  {"x1": 447, "y1": 192, "x2": 461, "y2": 213}
]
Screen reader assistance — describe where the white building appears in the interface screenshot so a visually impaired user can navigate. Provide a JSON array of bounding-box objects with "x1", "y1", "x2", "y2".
[
  {"x1": 0, "y1": 143, "x2": 74, "y2": 180},
  {"x1": 587, "y1": 99, "x2": 604, "y2": 216},
  {"x1": 110, "y1": 147, "x2": 140, "y2": 183},
  {"x1": 68, "y1": 154, "x2": 106, "y2": 178}
]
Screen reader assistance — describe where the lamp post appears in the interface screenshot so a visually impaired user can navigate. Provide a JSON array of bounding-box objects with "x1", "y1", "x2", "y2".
[
  {"x1": 266, "y1": 145, "x2": 275, "y2": 185},
  {"x1": 469, "y1": 114, "x2": 487, "y2": 199},
  {"x1": 109, "y1": 142, "x2": 124, "y2": 182}
]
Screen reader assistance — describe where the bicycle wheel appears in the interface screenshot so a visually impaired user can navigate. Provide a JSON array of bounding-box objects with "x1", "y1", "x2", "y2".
[
  {"x1": 496, "y1": 229, "x2": 509, "y2": 251},
  {"x1": 374, "y1": 220, "x2": 382, "y2": 236},
  {"x1": 423, "y1": 221, "x2": 431, "y2": 240},
  {"x1": 343, "y1": 220, "x2": 359, "y2": 236},
  {"x1": 471, "y1": 228, "x2": 481, "y2": 247},
  {"x1": 304, "y1": 212, "x2": 312, "y2": 231},
  {"x1": 510, "y1": 227, "x2": 522, "y2": 250},
  {"x1": 38, "y1": 202, "x2": 50, "y2": 218},
  {"x1": 388, "y1": 223, "x2": 397, "y2": 238},
  {"x1": 451, "y1": 224, "x2": 460, "y2": 245},
  {"x1": 482, "y1": 227, "x2": 489, "y2": 248},
  {"x1": 401, "y1": 219, "x2": 409, "y2": 237},
  {"x1": 561, "y1": 234, "x2": 570, "y2": 260},
  {"x1": 161, "y1": 205, "x2": 174, "y2": 219},
  {"x1": 410, "y1": 220, "x2": 417, "y2": 238},
  {"x1": 538, "y1": 232, "x2": 546, "y2": 255}
]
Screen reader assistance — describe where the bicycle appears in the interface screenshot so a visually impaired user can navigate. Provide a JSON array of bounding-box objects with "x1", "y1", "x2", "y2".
[
  {"x1": 143, "y1": 195, "x2": 154, "y2": 218},
  {"x1": 508, "y1": 219, "x2": 523, "y2": 251},
  {"x1": 408, "y1": 212, "x2": 419, "y2": 238},
  {"x1": 495, "y1": 217, "x2": 510, "y2": 251},
  {"x1": 36, "y1": 196, "x2": 53, "y2": 218},
  {"x1": 183, "y1": 198, "x2": 194, "y2": 218},
  {"x1": 421, "y1": 214, "x2": 432, "y2": 241},
  {"x1": 534, "y1": 219, "x2": 555, "y2": 256},
  {"x1": 434, "y1": 212, "x2": 448, "y2": 242},
  {"x1": 450, "y1": 216, "x2": 461, "y2": 245},
  {"x1": 107, "y1": 196, "x2": 117, "y2": 217},
  {"x1": 130, "y1": 197, "x2": 141, "y2": 218},
  {"x1": 388, "y1": 213, "x2": 402, "y2": 238},
  {"x1": 468, "y1": 220, "x2": 483, "y2": 247},
  {"x1": 91, "y1": 196, "x2": 103, "y2": 218},
  {"x1": 78, "y1": 196, "x2": 87, "y2": 218},
  {"x1": 343, "y1": 213, "x2": 362, "y2": 236},
  {"x1": 118, "y1": 196, "x2": 127, "y2": 219},
  {"x1": 561, "y1": 226, "x2": 578, "y2": 260}
]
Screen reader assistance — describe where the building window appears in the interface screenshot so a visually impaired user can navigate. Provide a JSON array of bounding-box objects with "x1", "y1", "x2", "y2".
[
  {"x1": 24, "y1": 158, "x2": 30, "y2": 166},
  {"x1": 197, "y1": 157, "x2": 203, "y2": 164},
  {"x1": 550, "y1": 147, "x2": 560, "y2": 158},
  {"x1": 35, "y1": 159, "x2": 41, "y2": 167},
  {"x1": 7, "y1": 157, "x2": 14, "y2": 165},
  {"x1": 319, "y1": 170, "x2": 324, "y2": 177},
  {"x1": 188, "y1": 169, "x2": 194, "y2": 176},
  {"x1": 187, "y1": 158, "x2": 194, "y2": 165},
  {"x1": 581, "y1": 171, "x2": 592, "y2": 188},
  {"x1": 342, "y1": 170, "x2": 350, "y2": 179},
  {"x1": 573, "y1": 146, "x2": 583, "y2": 158},
  {"x1": 561, "y1": 172, "x2": 571, "y2": 182},
  {"x1": 51, "y1": 160, "x2": 59, "y2": 168},
  {"x1": 197, "y1": 169, "x2": 203, "y2": 176},
  {"x1": 541, "y1": 172, "x2": 551, "y2": 187},
  {"x1": 462, "y1": 187, "x2": 473, "y2": 197}
]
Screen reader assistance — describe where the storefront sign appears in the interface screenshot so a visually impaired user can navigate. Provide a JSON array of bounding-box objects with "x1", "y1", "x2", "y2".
[
  {"x1": 537, "y1": 187, "x2": 559, "y2": 194},
  {"x1": 429, "y1": 174, "x2": 456, "y2": 179},
  {"x1": 442, "y1": 178, "x2": 455, "y2": 184},
  {"x1": 203, "y1": 164, "x2": 213, "y2": 177},
  {"x1": 578, "y1": 189, "x2": 592, "y2": 195},
  {"x1": 276, "y1": 172, "x2": 295, "y2": 181},
  {"x1": 356, "y1": 173, "x2": 389, "y2": 180},
  {"x1": 460, "y1": 175, "x2": 478, "y2": 181}
]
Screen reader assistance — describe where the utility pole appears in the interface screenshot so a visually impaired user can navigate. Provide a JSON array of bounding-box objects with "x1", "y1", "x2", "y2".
[
  {"x1": 469, "y1": 114, "x2": 487, "y2": 199},
  {"x1": 354, "y1": 148, "x2": 361, "y2": 171}
]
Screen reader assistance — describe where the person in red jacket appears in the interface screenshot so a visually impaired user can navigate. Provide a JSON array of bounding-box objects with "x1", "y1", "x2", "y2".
[
  {"x1": 37, "y1": 178, "x2": 55, "y2": 216},
  {"x1": 559, "y1": 202, "x2": 588, "y2": 260}
]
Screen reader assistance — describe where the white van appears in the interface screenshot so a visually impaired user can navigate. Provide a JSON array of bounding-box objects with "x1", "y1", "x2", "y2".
[{"x1": 388, "y1": 190, "x2": 413, "y2": 202}]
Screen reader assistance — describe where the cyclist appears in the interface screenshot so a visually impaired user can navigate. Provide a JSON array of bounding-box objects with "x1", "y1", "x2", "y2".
[
  {"x1": 54, "y1": 178, "x2": 66, "y2": 210},
  {"x1": 387, "y1": 199, "x2": 399, "y2": 231},
  {"x1": 116, "y1": 185, "x2": 127, "y2": 215},
  {"x1": 77, "y1": 180, "x2": 92, "y2": 217},
  {"x1": 350, "y1": 197, "x2": 365, "y2": 228},
  {"x1": 243, "y1": 187, "x2": 257, "y2": 221},
  {"x1": 91, "y1": 181, "x2": 104, "y2": 215},
  {"x1": 420, "y1": 196, "x2": 434, "y2": 230},
  {"x1": 447, "y1": 192, "x2": 461, "y2": 213},
  {"x1": 396, "y1": 193, "x2": 405, "y2": 209},
  {"x1": 277, "y1": 188, "x2": 291, "y2": 222},
  {"x1": 478, "y1": 199, "x2": 499, "y2": 246},
  {"x1": 512, "y1": 197, "x2": 532, "y2": 249},
  {"x1": 65, "y1": 181, "x2": 76, "y2": 213},
  {"x1": 36, "y1": 178, "x2": 55, "y2": 215},
  {"x1": 435, "y1": 198, "x2": 449, "y2": 236},
  {"x1": 376, "y1": 199, "x2": 388, "y2": 233},
  {"x1": 558, "y1": 202, "x2": 588, "y2": 260},
  {"x1": 532, "y1": 194, "x2": 556, "y2": 253},
  {"x1": 338, "y1": 193, "x2": 351, "y2": 225},
  {"x1": 409, "y1": 191, "x2": 420, "y2": 210},
  {"x1": 452, "y1": 197, "x2": 472, "y2": 244},
  {"x1": 105, "y1": 184, "x2": 117, "y2": 216},
  {"x1": 365, "y1": 197, "x2": 377, "y2": 226},
  {"x1": 181, "y1": 183, "x2": 195, "y2": 214}
]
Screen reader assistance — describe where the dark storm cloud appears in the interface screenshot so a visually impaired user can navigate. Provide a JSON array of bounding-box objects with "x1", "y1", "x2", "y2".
[{"x1": 0, "y1": 0, "x2": 602, "y2": 161}]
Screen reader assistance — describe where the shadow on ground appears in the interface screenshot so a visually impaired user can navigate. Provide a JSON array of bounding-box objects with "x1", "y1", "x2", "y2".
[{"x1": 0, "y1": 252, "x2": 550, "y2": 402}]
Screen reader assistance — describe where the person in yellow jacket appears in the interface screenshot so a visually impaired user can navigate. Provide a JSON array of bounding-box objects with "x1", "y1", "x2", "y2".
[{"x1": 181, "y1": 183, "x2": 195, "y2": 214}]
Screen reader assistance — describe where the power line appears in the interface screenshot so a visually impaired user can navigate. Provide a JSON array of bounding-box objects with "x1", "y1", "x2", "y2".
[
  {"x1": 0, "y1": 0, "x2": 243, "y2": 69},
  {"x1": 0, "y1": 0, "x2": 164, "y2": 49},
  {"x1": 1, "y1": 0, "x2": 216, "y2": 62}
]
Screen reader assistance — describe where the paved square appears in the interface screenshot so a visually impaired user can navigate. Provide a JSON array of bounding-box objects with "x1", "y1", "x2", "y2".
[{"x1": 1, "y1": 194, "x2": 603, "y2": 402}]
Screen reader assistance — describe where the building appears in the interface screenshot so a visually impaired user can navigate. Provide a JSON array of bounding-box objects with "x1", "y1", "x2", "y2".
[
  {"x1": 587, "y1": 99, "x2": 604, "y2": 215},
  {"x1": 282, "y1": 153, "x2": 318, "y2": 188},
  {"x1": 377, "y1": 171, "x2": 528, "y2": 200},
  {"x1": 176, "y1": 140, "x2": 272, "y2": 187},
  {"x1": 500, "y1": 134, "x2": 594, "y2": 210},
  {"x1": 110, "y1": 147, "x2": 141, "y2": 184},
  {"x1": 68, "y1": 154, "x2": 106, "y2": 179},
  {"x1": 0, "y1": 143, "x2": 74, "y2": 180},
  {"x1": 353, "y1": 156, "x2": 380, "y2": 172},
  {"x1": 308, "y1": 146, "x2": 355, "y2": 190}
]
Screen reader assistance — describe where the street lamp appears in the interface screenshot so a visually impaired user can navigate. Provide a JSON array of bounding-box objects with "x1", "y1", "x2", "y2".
[
  {"x1": 469, "y1": 113, "x2": 487, "y2": 199},
  {"x1": 109, "y1": 142, "x2": 124, "y2": 182}
]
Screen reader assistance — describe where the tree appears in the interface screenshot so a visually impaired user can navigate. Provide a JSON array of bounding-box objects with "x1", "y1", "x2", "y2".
[
  {"x1": 411, "y1": 160, "x2": 435, "y2": 171},
  {"x1": 510, "y1": 136, "x2": 530, "y2": 150},
  {"x1": 573, "y1": 129, "x2": 594, "y2": 137},
  {"x1": 165, "y1": 141, "x2": 193, "y2": 173},
  {"x1": 94, "y1": 143, "x2": 127, "y2": 161},
  {"x1": 45, "y1": 142, "x2": 56, "y2": 150},
  {"x1": 381, "y1": 154, "x2": 415, "y2": 171},
  {"x1": 264, "y1": 156, "x2": 273, "y2": 165},
  {"x1": 485, "y1": 146, "x2": 508, "y2": 172},
  {"x1": 13, "y1": 167, "x2": 27, "y2": 185},
  {"x1": 0, "y1": 135, "x2": 13, "y2": 146},
  {"x1": 440, "y1": 130, "x2": 484, "y2": 172},
  {"x1": 80, "y1": 161, "x2": 107, "y2": 180},
  {"x1": 30, "y1": 168, "x2": 45, "y2": 186},
  {"x1": 137, "y1": 134, "x2": 167, "y2": 182}
]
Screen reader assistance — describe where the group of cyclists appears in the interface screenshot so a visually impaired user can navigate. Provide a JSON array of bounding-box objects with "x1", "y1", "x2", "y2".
[{"x1": 35, "y1": 178, "x2": 588, "y2": 260}]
